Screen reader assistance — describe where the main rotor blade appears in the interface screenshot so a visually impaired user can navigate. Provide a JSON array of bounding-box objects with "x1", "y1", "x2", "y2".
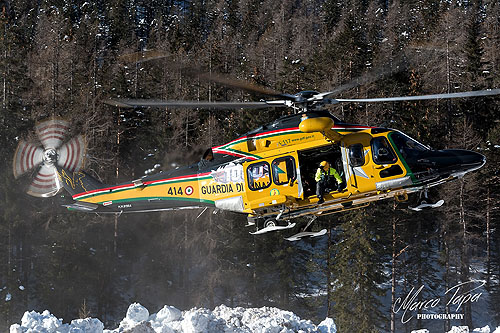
[
  {"x1": 119, "y1": 50, "x2": 171, "y2": 63},
  {"x1": 119, "y1": 49, "x2": 286, "y2": 98},
  {"x1": 195, "y1": 72, "x2": 287, "y2": 98},
  {"x1": 334, "y1": 89, "x2": 500, "y2": 103},
  {"x1": 104, "y1": 99, "x2": 288, "y2": 109},
  {"x1": 316, "y1": 55, "x2": 408, "y2": 101}
]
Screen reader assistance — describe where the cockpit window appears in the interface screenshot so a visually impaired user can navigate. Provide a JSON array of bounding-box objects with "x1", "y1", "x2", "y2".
[
  {"x1": 371, "y1": 137, "x2": 397, "y2": 164},
  {"x1": 389, "y1": 132, "x2": 429, "y2": 159},
  {"x1": 388, "y1": 131, "x2": 431, "y2": 173}
]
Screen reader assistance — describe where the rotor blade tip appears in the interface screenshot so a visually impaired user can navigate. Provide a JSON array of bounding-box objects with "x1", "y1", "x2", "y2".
[{"x1": 103, "y1": 99, "x2": 134, "y2": 108}]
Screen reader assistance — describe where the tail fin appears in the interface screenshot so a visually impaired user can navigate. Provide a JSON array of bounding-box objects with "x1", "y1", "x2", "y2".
[{"x1": 56, "y1": 166, "x2": 107, "y2": 198}]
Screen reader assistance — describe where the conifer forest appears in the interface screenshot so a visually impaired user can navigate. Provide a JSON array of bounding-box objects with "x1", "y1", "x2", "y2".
[{"x1": 1, "y1": 0, "x2": 499, "y2": 331}]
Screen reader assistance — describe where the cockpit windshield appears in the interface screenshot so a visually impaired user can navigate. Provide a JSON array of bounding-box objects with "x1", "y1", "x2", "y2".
[
  {"x1": 389, "y1": 131, "x2": 430, "y2": 172},
  {"x1": 390, "y1": 131, "x2": 430, "y2": 154}
]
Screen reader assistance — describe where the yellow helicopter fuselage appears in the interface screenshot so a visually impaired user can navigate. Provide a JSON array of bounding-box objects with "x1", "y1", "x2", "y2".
[{"x1": 61, "y1": 111, "x2": 485, "y2": 224}]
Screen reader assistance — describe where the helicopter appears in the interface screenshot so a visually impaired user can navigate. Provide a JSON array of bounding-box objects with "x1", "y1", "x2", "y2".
[{"x1": 13, "y1": 68, "x2": 498, "y2": 240}]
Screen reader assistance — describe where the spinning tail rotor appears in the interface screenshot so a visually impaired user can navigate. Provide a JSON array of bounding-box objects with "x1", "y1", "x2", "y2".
[{"x1": 13, "y1": 119, "x2": 86, "y2": 197}]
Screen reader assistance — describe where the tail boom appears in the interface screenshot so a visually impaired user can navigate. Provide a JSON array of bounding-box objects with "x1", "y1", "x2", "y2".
[{"x1": 57, "y1": 168, "x2": 217, "y2": 213}]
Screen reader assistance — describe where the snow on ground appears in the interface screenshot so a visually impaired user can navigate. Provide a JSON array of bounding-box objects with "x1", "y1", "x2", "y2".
[
  {"x1": 10, "y1": 302, "x2": 500, "y2": 333},
  {"x1": 411, "y1": 326, "x2": 500, "y2": 333},
  {"x1": 10, "y1": 303, "x2": 337, "y2": 333}
]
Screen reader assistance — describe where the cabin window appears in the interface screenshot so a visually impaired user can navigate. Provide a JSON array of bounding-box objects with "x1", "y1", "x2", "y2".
[
  {"x1": 380, "y1": 165, "x2": 404, "y2": 178},
  {"x1": 371, "y1": 137, "x2": 397, "y2": 164},
  {"x1": 272, "y1": 157, "x2": 296, "y2": 185},
  {"x1": 349, "y1": 144, "x2": 365, "y2": 167},
  {"x1": 247, "y1": 162, "x2": 272, "y2": 190},
  {"x1": 247, "y1": 139, "x2": 257, "y2": 151}
]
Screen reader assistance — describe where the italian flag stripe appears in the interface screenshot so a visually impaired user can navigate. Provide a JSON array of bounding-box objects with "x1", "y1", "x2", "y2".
[{"x1": 73, "y1": 173, "x2": 212, "y2": 200}]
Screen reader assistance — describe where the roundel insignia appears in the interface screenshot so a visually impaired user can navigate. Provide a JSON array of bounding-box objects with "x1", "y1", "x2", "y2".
[
  {"x1": 270, "y1": 188, "x2": 280, "y2": 196},
  {"x1": 185, "y1": 186, "x2": 194, "y2": 196}
]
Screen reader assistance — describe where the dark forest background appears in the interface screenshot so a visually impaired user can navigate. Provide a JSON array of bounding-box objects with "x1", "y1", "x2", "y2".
[{"x1": 0, "y1": 0, "x2": 499, "y2": 332}]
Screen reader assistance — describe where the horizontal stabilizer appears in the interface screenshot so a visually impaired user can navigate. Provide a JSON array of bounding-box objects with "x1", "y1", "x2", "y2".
[{"x1": 62, "y1": 201, "x2": 99, "y2": 212}]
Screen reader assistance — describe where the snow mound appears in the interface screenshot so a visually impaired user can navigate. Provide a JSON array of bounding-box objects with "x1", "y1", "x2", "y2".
[
  {"x1": 10, "y1": 303, "x2": 337, "y2": 333},
  {"x1": 411, "y1": 326, "x2": 500, "y2": 333},
  {"x1": 472, "y1": 326, "x2": 492, "y2": 333},
  {"x1": 9, "y1": 309, "x2": 104, "y2": 333}
]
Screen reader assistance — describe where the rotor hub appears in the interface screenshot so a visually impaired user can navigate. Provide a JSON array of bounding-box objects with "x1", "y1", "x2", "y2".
[{"x1": 43, "y1": 148, "x2": 58, "y2": 165}]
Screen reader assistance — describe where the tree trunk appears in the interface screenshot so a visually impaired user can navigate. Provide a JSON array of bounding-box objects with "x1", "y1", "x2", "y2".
[
  {"x1": 486, "y1": 186, "x2": 491, "y2": 286},
  {"x1": 114, "y1": 109, "x2": 122, "y2": 255},
  {"x1": 327, "y1": 220, "x2": 332, "y2": 317},
  {"x1": 391, "y1": 216, "x2": 396, "y2": 333},
  {"x1": 459, "y1": 179, "x2": 473, "y2": 327}
]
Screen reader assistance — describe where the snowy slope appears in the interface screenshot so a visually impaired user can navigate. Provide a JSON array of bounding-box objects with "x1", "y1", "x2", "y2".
[{"x1": 10, "y1": 303, "x2": 337, "y2": 333}]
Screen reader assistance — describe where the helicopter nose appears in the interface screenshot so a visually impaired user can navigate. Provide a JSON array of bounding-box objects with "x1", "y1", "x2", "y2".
[
  {"x1": 456, "y1": 150, "x2": 486, "y2": 171},
  {"x1": 419, "y1": 149, "x2": 486, "y2": 177},
  {"x1": 440, "y1": 149, "x2": 486, "y2": 174}
]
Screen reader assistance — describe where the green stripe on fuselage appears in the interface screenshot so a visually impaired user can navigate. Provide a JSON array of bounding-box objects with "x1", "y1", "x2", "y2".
[
  {"x1": 387, "y1": 132, "x2": 419, "y2": 184},
  {"x1": 76, "y1": 175, "x2": 213, "y2": 201}
]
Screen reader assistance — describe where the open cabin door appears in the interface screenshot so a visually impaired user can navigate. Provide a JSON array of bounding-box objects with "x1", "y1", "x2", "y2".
[{"x1": 243, "y1": 152, "x2": 302, "y2": 211}]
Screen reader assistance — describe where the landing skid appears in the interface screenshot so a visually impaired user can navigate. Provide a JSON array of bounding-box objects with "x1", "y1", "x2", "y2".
[
  {"x1": 285, "y1": 229, "x2": 327, "y2": 242},
  {"x1": 250, "y1": 223, "x2": 296, "y2": 235},
  {"x1": 409, "y1": 199, "x2": 444, "y2": 211},
  {"x1": 248, "y1": 213, "x2": 329, "y2": 241},
  {"x1": 284, "y1": 215, "x2": 327, "y2": 241}
]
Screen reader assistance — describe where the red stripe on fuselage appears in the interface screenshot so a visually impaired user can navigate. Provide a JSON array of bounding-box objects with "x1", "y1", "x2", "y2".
[
  {"x1": 212, "y1": 149, "x2": 257, "y2": 160},
  {"x1": 72, "y1": 172, "x2": 212, "y2": 200}
]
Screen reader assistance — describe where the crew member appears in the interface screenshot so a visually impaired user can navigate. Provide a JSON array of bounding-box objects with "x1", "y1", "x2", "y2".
[
  {"x1": 315, "y1": 161, "x2": 342, "y2": 204},
  {"x1": 198, "y1": 148, "x2": 214, "y2": 170}
]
